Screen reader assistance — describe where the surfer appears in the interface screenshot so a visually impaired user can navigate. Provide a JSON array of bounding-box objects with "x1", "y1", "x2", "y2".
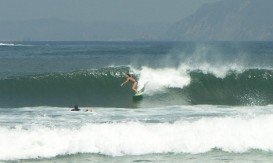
[
  {"x1": 70, "y1": 105, "x2": 93, "y2": 112},
  {"x1": 71, "y1": 105, "x2": 80, "y2": 111},
  {"x1": 121, "y1": 73, "x2": 138, "y2": 93}
]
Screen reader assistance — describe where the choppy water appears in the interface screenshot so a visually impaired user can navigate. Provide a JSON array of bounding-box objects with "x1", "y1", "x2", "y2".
[{"x1": 1, "y1": 41, "x2": 273, "y2": 162}]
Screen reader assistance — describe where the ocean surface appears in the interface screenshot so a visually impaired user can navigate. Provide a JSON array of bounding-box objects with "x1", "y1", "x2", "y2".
[{"x1": 1, "y1": 41, "x2": 273, "y2": 162}]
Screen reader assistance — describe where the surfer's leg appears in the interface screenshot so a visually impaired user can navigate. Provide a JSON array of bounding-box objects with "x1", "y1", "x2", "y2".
[{"x1": 132, "y1": 82, "x2": 138, "y2": 93}]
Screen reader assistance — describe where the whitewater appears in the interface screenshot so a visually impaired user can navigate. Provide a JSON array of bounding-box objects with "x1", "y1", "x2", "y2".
[
  {"x1": 1, "y1": 41, "x2": 273, "y2": 162},
  {"x1": 1, "y1": 105, "x2": 273, "y2": 160}
]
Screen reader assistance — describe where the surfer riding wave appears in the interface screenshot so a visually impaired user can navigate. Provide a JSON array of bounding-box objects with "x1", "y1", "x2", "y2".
[{"x1": 121, "y1": 73, "x2": 138, "y2": 93}]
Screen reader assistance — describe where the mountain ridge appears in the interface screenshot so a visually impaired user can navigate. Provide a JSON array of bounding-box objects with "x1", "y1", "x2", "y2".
[{"x1": 168, "y1": 0, "x2": 273, "y2": 41}]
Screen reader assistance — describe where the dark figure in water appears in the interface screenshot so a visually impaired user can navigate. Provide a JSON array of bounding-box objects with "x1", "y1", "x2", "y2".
[
  {"x1": 121, "y1": 73, "x2": 138, "y2": 93},
  {"x1": 71, "y1": 105, "x2": 80, "y2": 111},
  {"x1": 70, "y1": 105, "x2": 93, "y2": 112}
]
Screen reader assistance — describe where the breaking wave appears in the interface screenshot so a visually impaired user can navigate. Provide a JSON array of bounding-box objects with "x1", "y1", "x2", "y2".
[
  {"x1": 0, "y1": 66, "x2": 273, "y2": 107},
  {"x1": 1, "y1": 114, "x2": 273, "y2": 160}
]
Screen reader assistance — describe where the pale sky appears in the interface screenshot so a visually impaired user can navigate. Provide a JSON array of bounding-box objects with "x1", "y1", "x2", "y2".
[{"x1": 0, "y1": 0, "x2": 219, "y2": 24}]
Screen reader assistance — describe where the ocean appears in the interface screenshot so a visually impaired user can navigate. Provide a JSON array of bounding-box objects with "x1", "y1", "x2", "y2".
[{"x1": 1, "y1": 41, "x2": 273, "y2": 162}]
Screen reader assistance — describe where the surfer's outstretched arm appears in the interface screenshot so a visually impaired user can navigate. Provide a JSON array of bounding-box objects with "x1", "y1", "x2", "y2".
[{"x1": 121, "y1": 78, "x2": 129, "y2": 86}]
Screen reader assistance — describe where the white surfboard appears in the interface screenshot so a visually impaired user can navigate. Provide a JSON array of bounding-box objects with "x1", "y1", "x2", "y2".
[
  {"x1": 134, "y1": 91, "x2": 144, "y2": 96},
  {"x1": 134, "y1": 83, "x2": 146, "y2": 96}
]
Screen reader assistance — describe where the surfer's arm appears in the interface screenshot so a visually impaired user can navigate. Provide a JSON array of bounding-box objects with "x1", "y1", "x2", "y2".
[{"x1": 121, "y1": 79, "x2": 129, "y2": 86}]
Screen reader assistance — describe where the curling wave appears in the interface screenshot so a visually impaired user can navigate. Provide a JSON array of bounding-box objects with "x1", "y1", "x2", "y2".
[{"x1": 0, "y1": 66, "x2": 273, "y2": 107}]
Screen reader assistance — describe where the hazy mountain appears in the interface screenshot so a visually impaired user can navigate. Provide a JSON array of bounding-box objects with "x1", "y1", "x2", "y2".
[
  {"x1": 0, "y1": 19, "x2": 170, "y2": 41},
  {"x1": 2, "y1": 0, "x2": 273, "y2": 41},
  {"x1": 168, "y1": 0, "x2": 273, "y2": 41}
]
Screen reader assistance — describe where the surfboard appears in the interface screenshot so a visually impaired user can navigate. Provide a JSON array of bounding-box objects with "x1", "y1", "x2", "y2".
[
  {"x1": 134, "y1": 84, "x2": 146, "y2": 97},
  {"x1": 134, "y1": 91, "x2": 144, "y2": 96}
]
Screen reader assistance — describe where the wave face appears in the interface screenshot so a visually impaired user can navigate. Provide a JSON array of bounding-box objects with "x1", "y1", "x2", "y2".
[
  {"x1": 185, "y1": 69, "x2": 273, "y2": 105},
  {"x1": 1, "y1": 67, "x2": 273, "y2": 107},
  {"x1": 1, "y1": 113, "x2": 273, "y2": 160}
]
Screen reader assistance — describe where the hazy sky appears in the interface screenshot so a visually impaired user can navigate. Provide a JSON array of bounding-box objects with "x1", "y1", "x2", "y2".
[{"x1": 0, "y1": 0, "x2": 219, "y2": 24}]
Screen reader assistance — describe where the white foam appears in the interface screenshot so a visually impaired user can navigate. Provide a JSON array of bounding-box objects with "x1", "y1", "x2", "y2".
[
  {"x1": 0, "y1": 43, "x2": 15, "y2": 46},
  {"x1": 132, "y1": 64, "x2": 242, "y2": 95},
  {"x1": 0, "y1": 43, "x2": 31, "y2": 46},
  {"x1": 133, "y1": 67, "x2": 191, "y2": 95},
  {"x1": 1, "y1": 115, "x2": 273, "y2": 160},
  {"x1": 130, "y1": 45, "x2": 248, "y2": 94}
]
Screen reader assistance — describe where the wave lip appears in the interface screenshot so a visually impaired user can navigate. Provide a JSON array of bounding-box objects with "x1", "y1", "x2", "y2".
[
  {"x1": 0, "y1": 43, "x2": 15, "y2": 46},
  {"x1": 0, "y1": 42, "x2": 32, "y2": 46},
  {"x1": 1, "y1": 114, "x2": 273, "y2": 160}
]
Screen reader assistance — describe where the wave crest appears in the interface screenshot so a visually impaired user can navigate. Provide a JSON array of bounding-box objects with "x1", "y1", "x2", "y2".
[{"x1": 1, "y1": 114, "x2": 273, "y2": 160}]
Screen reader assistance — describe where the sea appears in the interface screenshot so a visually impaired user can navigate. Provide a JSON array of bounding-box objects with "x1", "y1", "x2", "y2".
[{"x1": 1, "y1": 41, "x2": 273, "y2": 162}]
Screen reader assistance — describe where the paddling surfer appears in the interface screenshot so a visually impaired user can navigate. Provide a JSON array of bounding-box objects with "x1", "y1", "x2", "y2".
[
  {"x1": 71, "y1": 105, "x2": 80, "y2": 111},
  {"x1": 121, "y1": 74, "x2": 138, "y2": 93},
  {"x1": 70, "y1": 105, "x2": 93, "y2": 112}
]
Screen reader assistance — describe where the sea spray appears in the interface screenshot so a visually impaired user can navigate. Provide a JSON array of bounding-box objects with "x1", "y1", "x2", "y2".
[{"x1": 134, "y1": 66, "x2": 191, "y2": 95}]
